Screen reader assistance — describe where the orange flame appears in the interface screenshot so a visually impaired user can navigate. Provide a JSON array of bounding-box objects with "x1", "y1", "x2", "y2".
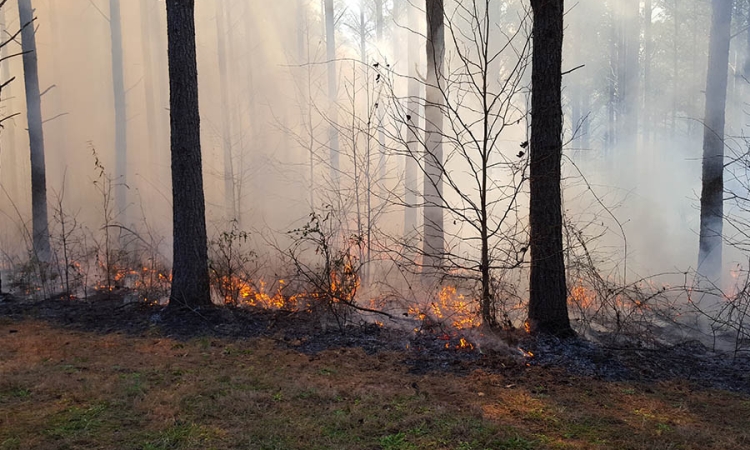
[{"x1": 409, "y1": 286, "x2": 481, "y2": 330}]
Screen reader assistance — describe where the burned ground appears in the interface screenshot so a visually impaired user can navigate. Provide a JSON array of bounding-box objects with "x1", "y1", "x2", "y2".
[
  {"x1": 1, "y1": 294, "x2": 750, "y2": 449},
  {"x1": 1, "y1": 293, "x2": 749, "y2": 395}
]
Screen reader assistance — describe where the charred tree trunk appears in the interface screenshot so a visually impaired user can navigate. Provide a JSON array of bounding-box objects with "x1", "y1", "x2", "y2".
[
  {"x1": 404, "y1": 0, "x2": 420, "y2": 237},
  {"x1": 216, "y1": 0, "x2": 236, "y2": 222},
  {"x1": 110, "y1": 0, "x2": 128, "y2": 219},
  {"x1": 422, "y1": 0, "x2": 445, "y2": 273},
  {"x1": 18, "y1": 0, "x2": 51, "y2": 260},
  {"x1": 527, "y1": 0, "x2": 573, "y2": 337},
  {"x1": 166, "y1": 0, "x2": 211, "y2": 308},
  {"x1": 324, "y1": 0, "x2": 340, "y2": 188},
  {"x1": 698, "y1": 0, "x2": 732, "y2": 284}
]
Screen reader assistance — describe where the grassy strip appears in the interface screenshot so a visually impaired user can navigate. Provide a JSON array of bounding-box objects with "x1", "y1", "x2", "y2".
[{"x1": 1, "y1": 321, "x2": 749, "y2": 449}]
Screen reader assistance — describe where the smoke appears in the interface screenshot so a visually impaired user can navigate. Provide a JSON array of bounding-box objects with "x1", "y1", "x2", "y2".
[{"x1": 0, "y1": 0, "x2": 748, "y2": 297}]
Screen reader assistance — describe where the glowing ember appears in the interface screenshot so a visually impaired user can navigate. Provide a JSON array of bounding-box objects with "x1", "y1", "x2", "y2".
[
  {"x1": 458, "y1": 337, "x2": 473, "y2": 349},
  {"x1": 444, "y1": 337, "x2": 475, "y2": 351},
  {"x1": 518, "y1": 347, "x2": 534, "y2": 358}
]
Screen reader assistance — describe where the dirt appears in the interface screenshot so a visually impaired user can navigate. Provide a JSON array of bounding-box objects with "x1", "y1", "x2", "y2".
[{"x1": 1, "y1": 291, "x2": 749, "y2": 394}]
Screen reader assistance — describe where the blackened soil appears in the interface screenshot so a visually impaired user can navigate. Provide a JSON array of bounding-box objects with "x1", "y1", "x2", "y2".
[{"x1": 1, "y1": 292, "x2": 749, "y2": 394}]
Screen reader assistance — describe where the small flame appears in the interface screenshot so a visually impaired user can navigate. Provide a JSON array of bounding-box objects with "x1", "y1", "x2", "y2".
[
  {"x1": 408, "y1": 285, "x2": 481, "y2": 330},
  {"x1": 458, "y1": 337, "x2": 474, "y2": 350}
]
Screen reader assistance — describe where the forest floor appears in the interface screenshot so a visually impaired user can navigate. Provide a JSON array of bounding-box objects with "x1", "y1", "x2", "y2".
[{"x1": 1, "y1": 294, "x2": 750, "y2": 449}]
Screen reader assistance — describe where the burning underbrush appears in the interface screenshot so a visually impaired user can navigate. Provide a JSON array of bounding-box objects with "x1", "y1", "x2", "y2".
[
  {"x1": 4, "y1": 272, "x2": 750, "y2": 394},
  {"x1": 5, "y1": 235, "x2": 750, "y2": 394}
]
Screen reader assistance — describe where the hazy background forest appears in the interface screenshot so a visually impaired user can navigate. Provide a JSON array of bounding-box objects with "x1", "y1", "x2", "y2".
[{"x1": 1, "y1": 0, "x2": 749, "y2": 336}]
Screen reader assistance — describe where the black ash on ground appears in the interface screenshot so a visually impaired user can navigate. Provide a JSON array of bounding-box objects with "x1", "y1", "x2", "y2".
[{"x1": 1, "y1": 293, "x2": 748, "y2": 394}]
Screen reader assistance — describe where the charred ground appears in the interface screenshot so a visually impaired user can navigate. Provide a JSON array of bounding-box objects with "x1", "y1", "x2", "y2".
[{"x1": 1, "y1": 292, "x2": 748, "y2": 394}]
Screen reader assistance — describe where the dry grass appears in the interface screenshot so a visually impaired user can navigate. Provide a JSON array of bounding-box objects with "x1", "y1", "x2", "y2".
[{"x1": 1, "y1": 320, "x2": 749, "y2": 449}]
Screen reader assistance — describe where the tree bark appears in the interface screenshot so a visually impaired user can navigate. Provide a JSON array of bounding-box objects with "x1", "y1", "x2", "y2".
[
  {"x1": 671, "y1": 0, "x2": 679, "y2": 137},
  {"x1": 166, "y1": 0, "x2": 211, "y2": 308},
  {"x1": 110, "y1": 0, "x2": 128, "y2": 218},
  {"x1": 606, "y1": 9, "x2": 616, "y2": 153},
  {"x1": 18, "y1": 0, "x2": 51, "y2": 260},
  {"x1": 621, "y1": 0, "x2": 639, "y2": 146},
  {"x1": 698, "y1": 0, "x2": 733, "y2": 284},
  {"x1": 140, "y1": 0, "x2": 160, "y2": 184},
  {"x1": 527, "y1": 0, "x2": 573, "y2": 337},
  {"x1": 422, "y1": 0, "x2": 445, "y2": 273},
  {"x1": 0, "y1": 6, "x2": 18, "y2": 202},
  {"x1": 324, "y1": 0, "x2": 340, "y2": 188},
  {"x1": 643, "y1": 0, "x2": 652, "y2": 145},
  {"x1": 404, "y1": 0, "x2": 420, "y2": 237},
  {"x1": 216, "y1": 0, "x2": 236, "y2": 222}
]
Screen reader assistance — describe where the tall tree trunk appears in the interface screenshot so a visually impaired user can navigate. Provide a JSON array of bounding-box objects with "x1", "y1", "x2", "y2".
[
  {"x1": 18, "y1": 0, "x2": 51, "y2": 260},
  {"x1": 698, "y1": 0, "x2": 733, "y2": 284},
  {"x1": 479, "y1": 2, "x2": 495, "y2": 328},
  {"x1": 110, "y1": 0, "x2": 128, "y2": 218},
  {"x1": 0, "y1": 7, "x2": 17, "y2": 202},
  {"x1": 689, "y1": 11, "x2": 699, "y2": 138},
  {"x1": 359, "y1": 2, "x2": 367, "y2": 60},
  {"x1": 166, "y1": 0, "x2": 211, "y2": 308},
  {"x1": 404, "y1": 0, "x2": 420, "y2": 237},
  {"x1": 225, "y1": 1, "x2": 244, "y2": 227},
  {"x1": 376, "y1": 0, "x2": 383, "y2": 42},
  {"x1": 643, "y1": 0, "x2": 652, "y2": 145},
  {"x1": 242, "y1": 2, "x2": 259, "y2": 223},
  {"x1": 527, "y1": 0, "x2": 573, "y2": 337},
  {"x1": 606, "y1": 9, "x2": 617, "y2": 153},
  {"x1": 47, "y1": 0, "x2": 68, "y2": 190},
  {"x1": 422, "y1": 0, "x2": 445, "y2": 273},
  {"x1": 621, "y1": 0, "x2": 639, "y2": 147},
  {"x1": 671, "y1": 0, "x2": 679, "y2": 137},
  {"x1": 569, "y1": 5, "x2": 583, "y2": 157},
  {"x1": 153, "y1": 1, "x2": 170, "y2": 172},
  {"x1": 140, "y1": 0, "x2": 161, "y2": 185},
  {"x1": 297, "y1": 0, "x2": 315, "y2": 208},
  {"x1": 324, "y1": 0, "x2": 340, "y2": 188},
  {"x1": 375, "y1": 0, "x2": 387, "y2": 202},
  {"x1": 216, "y1": 0, "x2": 236, "y2": 221}
]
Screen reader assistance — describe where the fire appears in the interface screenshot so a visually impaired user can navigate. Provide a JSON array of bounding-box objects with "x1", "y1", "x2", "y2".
[
  {"x1": 569, "y1": 282, "x2": 596, "y2": 310},
  {"x1": 215, "y1": 276, "x2": 305, "y2": 310},
  {"x1": 458, "y1": 337, "x2": 473, "y2": 349},
  {"x1": 93, "y1": 261, "x2": 171, "y2": 302},
  {"x1": 328, "y1": 260, "x2": 360, "y2": 304},
  {"x1": 409, "y1": 285, "x2": 482, "y2": 330},
  {"x1": 444, "y1": 337, "x2": 475, "y2": 350},
  {"x1": 218, "y1": 260, "x2": 361, "y2": 312}
]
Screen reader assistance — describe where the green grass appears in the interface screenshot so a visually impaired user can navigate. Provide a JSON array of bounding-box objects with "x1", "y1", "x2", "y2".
[{"x1": 1, "y1": 321, "x2": 749, "y2": 449}]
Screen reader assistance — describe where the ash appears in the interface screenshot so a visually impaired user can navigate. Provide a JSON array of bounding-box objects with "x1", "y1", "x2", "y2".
[
  {"x1": 521, "y1": 334, "x2": 750, "y2": 393},
  {"x1": 2, "y1": 294, "x2": 749, "y2": 394}
]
